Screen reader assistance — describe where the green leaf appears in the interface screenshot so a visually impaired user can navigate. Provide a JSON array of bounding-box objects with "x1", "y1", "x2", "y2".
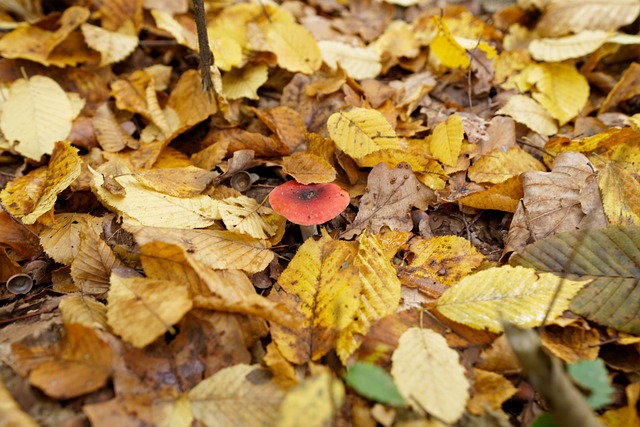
[
  {"x1": 532, "y1": 412, "x2": 557, "y2": 427},
  {"x1": 344, "y1": 362, "x2": 405, "y2": 407},
  {"x1": 567, "y1": 359, "x2": 614, "y2": 409}
]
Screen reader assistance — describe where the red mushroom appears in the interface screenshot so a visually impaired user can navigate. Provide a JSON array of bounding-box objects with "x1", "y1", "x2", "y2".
[{"x1": 269, "y1": 181, "x2": 350, "y2": 226}]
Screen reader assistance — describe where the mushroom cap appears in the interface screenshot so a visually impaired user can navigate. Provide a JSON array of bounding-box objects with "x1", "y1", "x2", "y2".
[{"x1": 269, "y1": 181, "x2": 350, "y2": 226}]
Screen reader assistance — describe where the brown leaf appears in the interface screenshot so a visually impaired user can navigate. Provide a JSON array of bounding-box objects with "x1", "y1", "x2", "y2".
[{"x1": 342, "y1": 162, "x2": 435, "y2": 239}]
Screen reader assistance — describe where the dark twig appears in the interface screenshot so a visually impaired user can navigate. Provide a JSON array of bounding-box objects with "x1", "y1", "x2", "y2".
[{"x1": 192, "y1": 0, "x2": 214, "y2": 99}]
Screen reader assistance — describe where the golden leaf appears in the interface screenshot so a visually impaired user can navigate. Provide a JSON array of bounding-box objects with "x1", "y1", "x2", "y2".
[
  {"x1": 222, "y1": 64, "x2": 269, "y2": 100},
  {"x1": 270, "y1": 233, "x2": 361, "y2": 364},
  {"x1": 277, "y1": 369, "x2": 345, "y2": 427},
  {"x1": 134, "y1": 166, "x2": 216, "y2": 197},
  {"x1": 266, "y1": 21, "x2": 321, "y2": 74},
  {"x1": 596, "y1": 159, "x2": 640, "y2": 226},
  {"x1": 166, "y1": 69, "x2": 218, "y2": 130},
  {"x1": 458, "y1": 175, "x2": 523, "y2": 212},
  {"x1": 107, "y1": 271, "x2": 193, "y2": 348},
  {"x1": 496, "y1": 94, "x2": 558, "y2": 135},
  {"x1": 468, "y1": 146, "x2": 546, "y2": 184},
  {"x1": 39, "y1": 214, "x2": 82, "y2": 265},
  {"x1": 528, "y1": 63, "x2": 589, "y2": 126},
  {"x1": 467, "y1": 369, "x2": 517, "y2": 415},
  {"x1": 0, "y1": 76, "x2": 77, "y2": 161},
  {"x1": 59, "y1": 294, "x2": 108, "y2": 329},
  {"x1": 391, "y1": 328, "x2": 469, "y2": 423},
  {"x1": 336, "y1": 233, "x2": 401, "y2": 363},
  {"x1": 430, "y1": 113, "x2": 464, "y2": 167},
  {"x1": 327, "y1": 108, "x2": 401, "y2": 159},
  {"x1": 0, "y1": 141, "x2": 81, "y2": 224},
  {"x1": 318, "y1": 40, "x2": 382, "y2": 80},
  {"x1": 151, "y1": 9, "x2": 197, "y2": 50},
  {"x1": 430, "y1": 16, "x2": 470, "y2": 69},
  {"x1": 529, "y1": 30, "x2": 611, "y2": 62},
  {"x1": 81, "y1": 20, "x2": 138, "y2": 66},
  {"x1": 282, "y1": 152, "x2": 336, "y2": 184},
  {"x1": 437, "y1": 266, "x2": 589, "y2": 333},
  {"x1": 89, "y1": 167, "x2": 221, "y2": 229},
  {"x1": 189, "y1": 364, "x2": 288, "y2": 427},
  {"x1": 92, "y1": 103, "x2": 136, "y2": 152}
]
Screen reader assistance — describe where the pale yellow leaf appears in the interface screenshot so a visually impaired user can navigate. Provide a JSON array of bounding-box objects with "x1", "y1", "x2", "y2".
[
  {"x1": 391, "y1": 328, "x2": 469, "y2": 423},
  {"x1": 209, "y1": 34, "x2": 243, "y2": 72},
  {"x1": 132, "y1": 227, "x2": 275, "y2": 274},
  {"x1": 437, "y1": 266, "x2": 589, "y2": 333},
  {"x1": 430, "y1": 114, "x2": 464, "y2": 167},
  {"x1": 151, "y1": 9, "x2": 197, "y2": 50},
  {"x1": 81, "y1": 20, "x2": 138, "y2": 66},
  {"x1": 0, "y1": 76, "x2": 74, "y2": 161},
  {"x1": 153, "y1": 394, "x2": 193, "y2": 427},
  {"x1": 89, "y1": 167, "x2": 221, "y2": 229},
  {"x1": 218, "y1": 195, "x2": 277, "y2": 239},
  {"x1": 536, "y1": 0, "x2": 640, "y2": 37},
  {"x1": 277, "y1": 370, "x2": 344, "y2": 427},
  {"x1": 318, "y1": 41, "x2": 382, "y2": 80},
  {"x1": 266, "y1": 21, "x2": 321, "y2": 74},
  {"x1": 327, "y1": 108, "x2": 401, "y2": 159},
  {"x1": 528, "y1": 63, "x2": 589, "y2": 126},
  {"x1": 529, "y1": 30, "x2": 610, "y2": 62},
  {"x1": 39, "y1": 213, "x2": 84, "y2": 264},
  {"x1": 371, "y1": 20, "x2": 419, "y2": 59},
  {"x1": 430, "y1": 16, "x2": 469, "y2": 69},
  {"x1": 59, "y1": 294, "x2": 107, "y2": 329},
  {"x1": 222, "y1": 64, "x2": 269, "y2": 100},
  {"x1": 336, "y1": 232, "x2": 401, "y2": 363},
  {"x1": 107, "y1": 272, "x2": 193, "y2": 348},
  {"x1": 496, "y1": 94, "x2": 558, "y2": 136},
  {"x1": 270, "y1": 233, "x2": 361, "y2": 364},
  {"x1": 189, "y1": 364, "x2": 287, "y2": 427}
]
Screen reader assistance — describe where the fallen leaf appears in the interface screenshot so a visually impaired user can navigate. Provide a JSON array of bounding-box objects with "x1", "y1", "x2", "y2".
[
  {"x1": 430, "y1": 113, "x2": 464, "y2": 167},
  {"x1": 318, "y1": 41, "x2": 382, "y2": 80},
  {"x1": 467, "y1": 368, "x2": 517, "y2": 415},
  {"x1": 496, "y1": 94, "x2": 558, "y2": 136},
  {"x1": 81, "y1": 20, "x2": 138, "y2": 66},
  {"x1": 281, "y1": 152, "x2": 336, "y2": 184},
  {"x1": 468, "y1": 146, "x2": 546, "y2": 184},
  {"x1": 391, "y1": 327, "x2": 469, "y2": 423},
  {"x1": 327, "y1": 108, "x2": 401, "y2": 159}
]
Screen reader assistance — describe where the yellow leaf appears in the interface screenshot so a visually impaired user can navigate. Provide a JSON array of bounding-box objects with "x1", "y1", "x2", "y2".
[
  {"x1": 371, "y1": 20, "x2": 419, "y2": 59},
  {"x1": 0, "y1": 76, "x2": 76, "y2": 161},
  {"x1": 92, "y1": 103, "x2": 136, "y2": 152},
  {"x1": 327, "y1": 108, "x2": 401, "y2": 159},
  {"x1": 437, "y1": 266, "x2": 589, "y2": 333},
  {"x1": 468, "y1": 146, "x2": 546, "y2": 184},
  {"x1": 458, "y1": 175, "x2": 523, "y2": 212},
  {"x1": 391, "y1": 328, "x2": 469, "y2": 423},
  {"x1": 167, "y1": 69, "x2": 218, "y2": 130},
  {"x1": 336, "y1": 233, "x2": 402, "y2": 363},
  {"x1": 107, "y1": 271, "x2": 193, "y2": 348},
  {"x1": 496, "y1": 94, "x2": 558, "y2": 136},
  {"x1": 0, "y1": 141, "x2": 81, "y2": 224},
  {"x1": 266, "y1": 21, "x2": 321, "y2": 74},
  {"x1": 536, "y1": 0, "x2": 640, "y2": 37},
  {"x1": 134, "y1": 166, "x2": 216, "y2": 197},
  {"x1": 467, "y1": 369, "x2": 517, "y2": 415},
  {"x1": 529, "y1": 30, "x2": 611, "y2": 62},
  {"x1": 81, "y1": 20, "x2": 138, "y2": 66},
  {"x1": 528, "y1": 63, "x2": 589, "y2": 126},
  {"x1": 133, "y1": 227, "x2": 275, "y2": 274},
  {"x1": 277, "y1": 370, "x2": 344, "y2": 427},
  {"x1": 282, "y1": 152, "x2": 336, "y2": 184},
  {"x1": 0, "y1": 378, "x2": 38, "y2": 427},
  {"x1": 430, "y1": 114, "x2": 464, "y2": 167},
  {"x1": 189, "y1": 364, "x2": 288, "y2": 427},
  {"x1": 89, "y1": 167, "x2": 221, "y2": 229},
  {"x1": 597, "y1": 160, "x2": 640, "y2": 226},
  {"x1": 430, "y1": 16, "x2": 469, "y2": 69},
  {"x1": 59, "y1": 294, "x2": 107, "y2": 329},
  {"x1": 318, "y1": 41, "x2": 382, "y2": 80},
  {"x1": 270, "y1": 233, "x2": 361, "y2": 364},
  {"x1": 151, "y1": 9, "x2": 197, "y2": 50},
  {"x1": 222, "y1": 64, "x2": 269, "y2": 100},
  {"x1": 218, "y1": 195, "x2": 277, "y2": 239},
  {"x1": 404, "y1": 235, "x2": 485, "y2": 287}
]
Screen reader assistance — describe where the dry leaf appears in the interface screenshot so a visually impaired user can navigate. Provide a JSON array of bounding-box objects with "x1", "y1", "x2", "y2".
[
  {"x1": 217, "y1": 195, "x2": 277, "y2": 239},
  {"x1": 430, "y1": 16, "x2": 469, "y2": 69},
  {"x1": 281, "y1": 152, "x2": 336, "y2": 184},
  {"x1": 81, "y1": 20, "x2": 138, "y2": 66},
  {"x1": 343, "y1": 162, "x2": 434, "y2": 239},
  {"x1": 318, "y1": 41, "x2": 382, "y2": 80},
  {"x1": 496, "y1": 94, "x2": 558, "y2": 135},
  {"x1": 430, "y1": 113, "x2": 464, "y2": 167},
  {"x1": 266, "y1": 21, "x2": 321, "y2": 74},
  {"x1": 59, "y1": 294, "x2": 108, "y2": 329},
  {"x1": 468, "y1": 146, "x2": 546, "y2": 184},
  {"x1": 327, "y1": 108, "x2": 401, "y2": 159},
  {"x1": 391, "y1": 327, "x2": 469, "y2": 423},
  {"x1": 222, "y1": 64, "x2": 269, "y2": 100},
  {"x1": 467, "y1": 368, "x2": 517, "y2": 415},
  {"x1": 529, "y1": 30, "x2": 610, "y2": 62}
]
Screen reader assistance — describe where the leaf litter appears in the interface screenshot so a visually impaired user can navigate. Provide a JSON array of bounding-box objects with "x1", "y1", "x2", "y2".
[{"x1": 0, "y1": 0, "x2": 639, "y2": 425}]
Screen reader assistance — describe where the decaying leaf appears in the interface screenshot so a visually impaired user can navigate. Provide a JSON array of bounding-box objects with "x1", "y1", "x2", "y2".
[
  {"x1": 437, "y1": 266, "x2": 589, "y2": 333},
  {"x1": 391, "y1": 327, "x2": 469, "y2": 423},
  {"x1": 11, "y1": 323, "x2": 113, "y2": 399},
  {"x1": 270, "y1": 233, "x2": 361, "y2": 364},
  {"x1": 343, "y1": 162, "x2": 434, "y2": 239}
]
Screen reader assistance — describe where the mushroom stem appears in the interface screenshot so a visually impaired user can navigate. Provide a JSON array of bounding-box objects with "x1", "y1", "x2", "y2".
[{"x1": 299, "y1": 224, "x2": 319, "y2": 241}]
